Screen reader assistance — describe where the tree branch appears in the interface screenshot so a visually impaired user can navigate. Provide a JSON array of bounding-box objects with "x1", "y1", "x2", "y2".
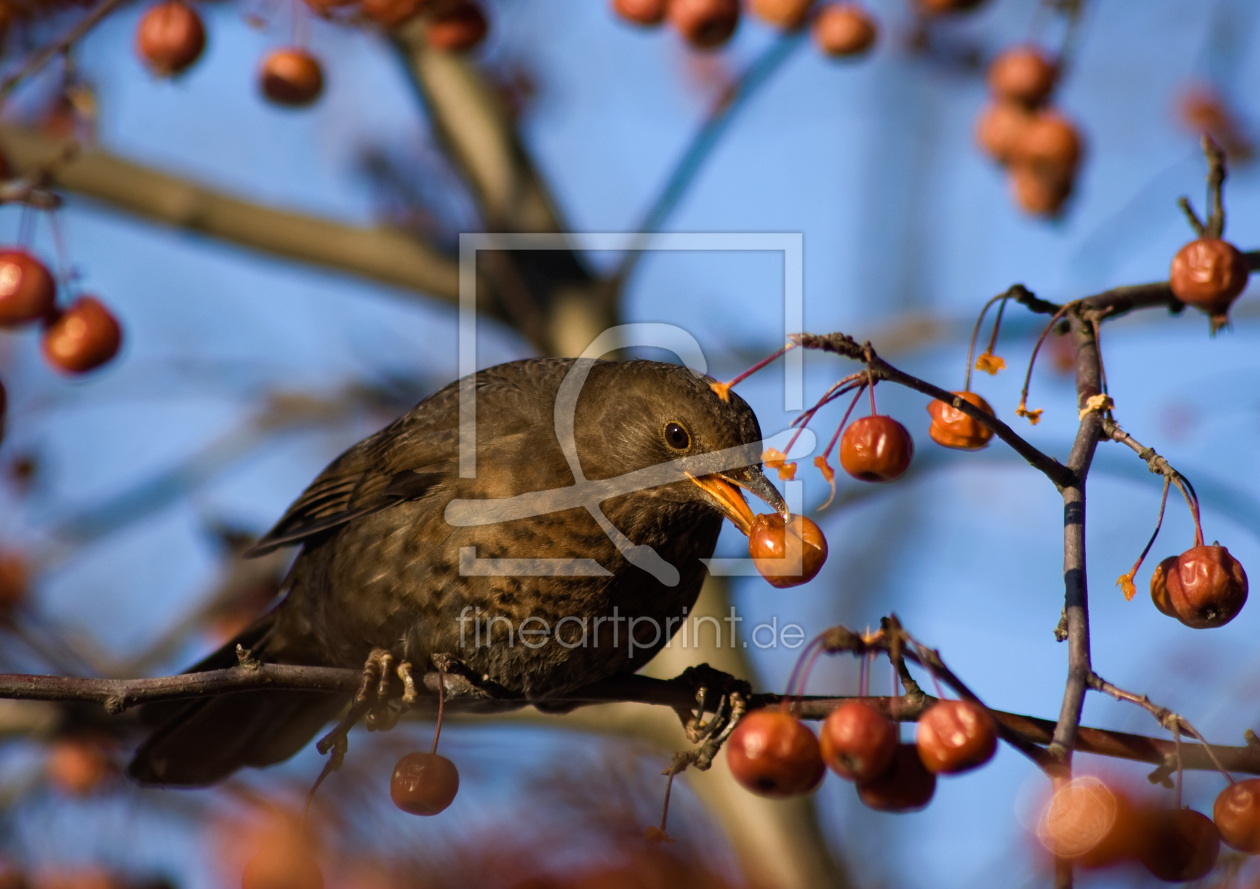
[{"x1": 0, "y1": 125, "x2": 467, "y2": 309}]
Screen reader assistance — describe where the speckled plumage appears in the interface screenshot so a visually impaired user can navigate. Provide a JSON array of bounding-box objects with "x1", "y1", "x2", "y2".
[{"x1": 129, "y1": 358, "x2": 778, "y2": 786}]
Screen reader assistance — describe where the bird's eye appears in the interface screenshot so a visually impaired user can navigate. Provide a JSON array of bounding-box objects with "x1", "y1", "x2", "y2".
[{"x1": 664, "y1": 422, "x2": 691, "y2": 451}]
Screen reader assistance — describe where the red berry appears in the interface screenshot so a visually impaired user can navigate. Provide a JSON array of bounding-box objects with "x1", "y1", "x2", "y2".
[
  {"x1": 41, "y1": 297, "x2": 122, "y2": 375},
  {"x1": 975, "y1": 101, "x2": 1032, "y2": 165},
  {"x1": 1169, "y1": 238, "x2": 1250, "y2": 332},
  {"x1": 811, "y1": 4, "x2": 877, "y2": 59},
  {"x1": 915, "y1": 699, "x2": 997, "y2": 774},
  {"x1": 611, "y1": 0, "x2": 667, "y2": 26},
  {"x1": 748, "y1": 513, "x2": 828, "y2": 588},
  {"x1": 259, "y1": 49, "x2": 324, "y2": 107},
  {"x1": 838, "y1": 415, "x2": 914, "y2": 482},
  {"x1": 1164, "y1": 544, "x2": 1247, "y2": 629},
  {"x1": 750, "y1": 0, "x2": 814, "y2": 30},
  {"x1": 668, "y1": 0, "x2": 739, "y2": 49},
  {"x1": 361, "y1": 0, "x2": 428, "y2": 28},
  {"x1": 1139, "y1": 808, "x2": 1220, "y2": 883},
  {"x1": 819, "y1": 700, "x2": 897, "y2": 782},
  {"x1": 135, "y1": 1, "x2": 206, "y2": 77},
  {"x1": 855, "y1": 744, "x2": 936, "y2": 812},
  {"x1": 987, "y1": 45, "x2": 1057, "y2": 106},
  {"x1": 0, "y1": 550, "x2": 28, "y2": 616},
  {"x1": 726, "y1": 709, "x2": 825, "y2": 798},
  {"x1": 926, "y1": 391, "x2": 994, "y2": 450},
  {"x1": 425, "y1": 2, "x2": 488, "y2": 52},
  {"x1": 1214, "y1": 779, "x2": 1260, "y2": 853},
  {"x1": 1149, "y1": 554, "x2": 1179, "y2": 618},
  {"x1": 1037, "y1": 777, "x2": 1141, "y2": 868},
  {"x1": 242, "y1": 845, "x2": 323, "y2": 889},
  {"x1": 46, "y1": 738, "x2": 109, "y2": 795},
  {"x1": 1009, "y1": 164, "x2": 1072, "y2": 217},
  {"x1": 0, "y1": 250, "x2": 56, "y2": 328},
  {"x1": 390, "y1": 751, "x2": 459, "y2": 815},
  {"x1": 1013, "y1": 109, "x2": 1082, "y2": 180}
]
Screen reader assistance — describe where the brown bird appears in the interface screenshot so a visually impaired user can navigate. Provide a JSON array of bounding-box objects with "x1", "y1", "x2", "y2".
[{"x1": 129, "y1": 357, "x2": 786, "y2": 786}]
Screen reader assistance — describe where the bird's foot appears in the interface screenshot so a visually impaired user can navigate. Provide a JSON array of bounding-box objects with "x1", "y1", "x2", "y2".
[
  {"x1": 676, "y1": 663, "x2": 752, "y2": 747},
  {"x1": 356, "y1": 648, "x2": 419, "y2": 731}
]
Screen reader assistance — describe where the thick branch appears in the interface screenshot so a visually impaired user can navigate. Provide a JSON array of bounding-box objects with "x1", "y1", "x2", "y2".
[
  {"x1": 0, "y1": 126, "x2": 465, "y2": 308},
  {"x1": 5, "y1": 666, "x2": 1260, "y2": 776},
  {"x1": 1047, "y1": 310, "x2": 1104, "y2": 764}
]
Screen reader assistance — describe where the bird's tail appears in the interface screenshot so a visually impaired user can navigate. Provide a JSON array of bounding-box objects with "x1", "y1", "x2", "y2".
[{"x1": 127, "y1": 610, "x2": 348, "y2": 787}]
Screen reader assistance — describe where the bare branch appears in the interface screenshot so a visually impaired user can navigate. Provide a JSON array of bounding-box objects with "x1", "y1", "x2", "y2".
[
  {"x1": 0, "y1": 0, "x2": 129, "y2": 103},
  {"x1": 0, "y1": 125, "x2": 465, "y2": 309}
]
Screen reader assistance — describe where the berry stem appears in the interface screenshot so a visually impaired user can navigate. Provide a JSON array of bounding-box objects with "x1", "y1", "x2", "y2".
[
  {"x1": 1117, "y1": 475, "x2": 1170, "y2": 599},
  {"x1": 964, "y1": 292, "x2": 1011, "y2": 392},
  {"x1": 712, "y1": 342, "x2": 797, "y2": 400},
  {"x1": 431, "y1": 662, "x2": 446, "y2": 755},
  {"x1": 1018, "y1": 303, "x2": 1073, "y2": 421}
]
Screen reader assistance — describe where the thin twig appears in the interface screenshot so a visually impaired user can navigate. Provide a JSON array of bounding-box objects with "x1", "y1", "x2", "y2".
[{"x1": 0, "y1": 0, "x2": 131, "y2": 103}]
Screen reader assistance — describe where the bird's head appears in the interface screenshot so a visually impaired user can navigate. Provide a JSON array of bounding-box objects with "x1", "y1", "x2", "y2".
[{"x1": 572, "y1": 360, "x2": 788, "y2": 535}]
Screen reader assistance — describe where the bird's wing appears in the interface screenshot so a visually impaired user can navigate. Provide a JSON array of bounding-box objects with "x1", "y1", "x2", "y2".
[
  {"x1": 245, "y1": 359, "x2": 572, "y2": 557},
  {"x1": 244, "y1": 413, "x2": 457, "y2": 557}
]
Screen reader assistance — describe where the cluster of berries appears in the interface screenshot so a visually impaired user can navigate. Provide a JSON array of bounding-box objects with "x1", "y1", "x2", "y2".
[
  {"x1": 0, "y1": 249, "x2": 121, "y2": 375},
  {"x1": 134, "y1": 0, "x2": 488, "y2": 109},
  {"x1": 613, "y1": 0, "x2": 993, "y2": 59},
  {"x1": 1039, "y1": 774, "x2": 1260, "y2": 882},
  {"x1": 975, "y1": 45, "x2": 1083, "y2": 217},
  {"x1": 726, "y1": 696, "x2": 996, "y2": 812}
]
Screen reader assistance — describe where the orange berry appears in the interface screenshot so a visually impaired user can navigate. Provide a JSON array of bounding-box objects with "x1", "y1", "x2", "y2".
[
  {"x1": 727, "y1": 709, "x2": 825, "y2": 798},
  {"x1": 926, "y1": 391, "x2": 994, "y2": 450},
  {"x1": 819, "y1": 700, "x2": 897, "y2": 782},
  {"x1": 46, "y1": 738, "x2": 109, "y2": 795},
  {"x1": 855, "y1": 744, "x2": 936, "y2": 812},
  {"x1": 1214, "y1": 779, "x2": 1260, "y2": 853},
  {"x1": 915, "y1": 699, "x2": 997, "y2": 774},
  {"x1": 1163, "y1": 543, "x2": 1247, "y2": 629},
  {"x1": 0, "y1": 250, "x2": 56, "y2": 328},
  {"x1": 1009, "y1": 164, "x2": 1072, "y2": 217},
  {"x1": 1014, "y1": 109, "x2": 1082, "y2": 180},
  {"x1": 1037, "y1": 777, "x2": 1142, "y2": 868},
  {"x1": 811, "y1": 3, "x2": 877, "y2": 58},
  {"x1": 361, "y1": 0, "x2": 428, "y2": 28},
  {"x1": 1149, "y1": 554, "x2": 1179, "y2": 617},
  {"x1": 987, "y1": 45, "x2": 1057, "y2": 106},
  {"x1": 749, "y1": 0, "x2": 814, "y2": 30},
  {"x1": 668, "y1": 0, "x2": 739, "y2": 49},
  {"x1": 1169, "y1": 238, "x2": 1250, "y2": 332},
  {"x1": 975, "y1": 101, "x2": 1032, "y2": 165},
  {"x1": 41, "y1": 297, "x2": 122, "y2": 374},
  {"x1": 748, "y1": 513, "x2": 828, "y2": 588},
  {"x1": 260, "y1": 49, "x2": 324, "y2": 107},
  {"x1": 135, "y1": 2, "x2": 206, "y2": 76},
  {"x1": 838, "y1": 415, "x2": 914, "y2": 482},
  {"x1": 390, "y1": 751, "x2": 459, "y2": 816},
  {"x1": 611, "y1": 0, "x2": 667, "y2": 26}
]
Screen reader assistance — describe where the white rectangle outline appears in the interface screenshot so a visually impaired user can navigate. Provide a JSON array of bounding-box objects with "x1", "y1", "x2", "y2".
[{"x1": 458, "y1": 232, "x2": 804, "y2": 479}]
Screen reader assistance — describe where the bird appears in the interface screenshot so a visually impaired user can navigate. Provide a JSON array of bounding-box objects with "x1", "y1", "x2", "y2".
[{"x1": 128, "y1": 357, "x2": 787, "y2": 786}]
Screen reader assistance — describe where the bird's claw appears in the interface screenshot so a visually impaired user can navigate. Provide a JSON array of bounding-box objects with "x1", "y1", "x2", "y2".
[
  {"x1": 676, "y1": 664, "x2": 752, "y2": 746},
  {"x1": 356, "y1": 648, "x2": 417, "y2": 731}
]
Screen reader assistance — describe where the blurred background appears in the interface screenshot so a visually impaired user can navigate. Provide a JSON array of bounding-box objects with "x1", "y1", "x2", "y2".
[{"x1": 1, "y1": 0, "x2": 1259, "y2": 886}]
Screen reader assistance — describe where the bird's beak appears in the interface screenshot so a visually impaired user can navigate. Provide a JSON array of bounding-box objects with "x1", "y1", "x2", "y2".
[{"x1": 687, "y1": 465, "x2": 789, "y2": 537}]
